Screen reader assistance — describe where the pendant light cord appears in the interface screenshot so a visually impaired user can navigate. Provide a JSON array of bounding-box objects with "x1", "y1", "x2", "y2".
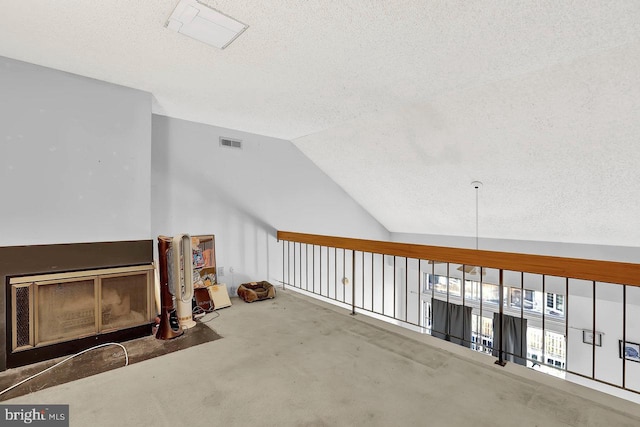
[
  {"x1": 471, "y1": 181, "x2": 482, "y2": 251},
  {"x1": 476, "y1": 186, "x2": 479, "y2": 251}
]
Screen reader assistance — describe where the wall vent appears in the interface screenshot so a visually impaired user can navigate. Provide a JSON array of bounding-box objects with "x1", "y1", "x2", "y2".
[{"x1": 219, "y1": 137, "x2": 243, "y2": 149}]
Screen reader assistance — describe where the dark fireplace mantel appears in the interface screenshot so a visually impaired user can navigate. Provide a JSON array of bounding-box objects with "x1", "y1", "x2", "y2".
[{"x1": 0, "y1": 240, "x2": 153, "y2": 371}]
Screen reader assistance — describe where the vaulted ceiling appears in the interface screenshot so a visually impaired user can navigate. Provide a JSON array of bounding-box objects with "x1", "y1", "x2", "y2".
[{"x1": 2, "y1": 1, "x2": 639, "y2": 246}]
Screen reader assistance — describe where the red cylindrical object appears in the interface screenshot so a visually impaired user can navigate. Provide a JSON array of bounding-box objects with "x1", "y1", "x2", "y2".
[{"x1": 156, "y1": 236, "x2": 184, "y2": 340}]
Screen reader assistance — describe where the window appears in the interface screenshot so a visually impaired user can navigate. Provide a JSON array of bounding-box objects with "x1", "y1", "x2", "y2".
[
  {"x1": 528, "y1": 328, "x2": 543, "y2": 351},
  {"x1": 465, "y1": 280, "x2": 481, "y2": 301},
  {"x1": 432, "y1": 275, "x2": 449, "y2": 294},
  {"x1": 510, "y1": 288, "x2": 521, "y2": 307},
  {"x1": 449, "y1": 278, "x2": 461, "y2": 297},
  {"x1": 523, "y1": 290, "x2": 536, "y2": 310},
  {"x1": 544, "y1": 293, "x2": 565, "y2": 316},
  {"x1": 482, "y1": 283, "x2": 500, "y2": 304},
  {"x1": 510, "y1": 288, "x2": 538, "y2": 309},
  {"x1": 545, "y1": 331, "x2": 566, "y2": 359},
  {"x1": 470, "y1": 315, "x2": 494, "y2": 354},
  {"x1": 423, "y1": 301, "x2": 432, "y2": 329},
  {"x1": 423, "y1": 273, "x2": 433, "y2": 293}
]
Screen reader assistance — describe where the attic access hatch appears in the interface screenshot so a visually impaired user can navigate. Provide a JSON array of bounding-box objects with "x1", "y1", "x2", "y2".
[{"x1": 166, "y1": 0, "x2": 249, "y2": 49}]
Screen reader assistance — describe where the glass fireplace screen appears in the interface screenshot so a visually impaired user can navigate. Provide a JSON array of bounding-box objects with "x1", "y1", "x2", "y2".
[{"x1": 10, "y1": 265, "x2": 154, "y2": 351}]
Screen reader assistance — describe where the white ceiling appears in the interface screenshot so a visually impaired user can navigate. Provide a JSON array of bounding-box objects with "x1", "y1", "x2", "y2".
[{"x1": 2, "y1": 1, "x2": 640, "y2": 247}]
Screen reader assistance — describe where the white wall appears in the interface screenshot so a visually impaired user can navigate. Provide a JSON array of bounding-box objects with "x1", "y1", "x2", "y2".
[
  {"x1": 0, "y1": 56, "x2": 152, "y2": 246},
  {"x1": 391, "y1": 232, "x2": 640, "y2": 263},
  {"x1": 151, "y1": 115, "x2": 388, "y2": 294},
  {"x1": 0, "y1": 54, "x2": 389, "y2": 292}
]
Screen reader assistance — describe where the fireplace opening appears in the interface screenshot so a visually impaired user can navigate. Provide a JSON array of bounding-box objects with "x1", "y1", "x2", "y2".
[{"x1": 8, "y1": 265, "x2": 154, "y2": 367}]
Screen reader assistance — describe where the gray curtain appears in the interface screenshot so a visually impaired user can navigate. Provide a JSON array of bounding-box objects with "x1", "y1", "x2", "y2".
[
  {"x1": 431, "y1": 298, "x2": 472, "y2": 348},
  {"x1": 492, "y1": 313, "x2": 527, "y2": 366}
]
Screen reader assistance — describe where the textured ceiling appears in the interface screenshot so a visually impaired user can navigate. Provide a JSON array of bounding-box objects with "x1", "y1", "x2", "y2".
[{"x1": 1, "y1": 1, "x2": 640, "y2": 246}]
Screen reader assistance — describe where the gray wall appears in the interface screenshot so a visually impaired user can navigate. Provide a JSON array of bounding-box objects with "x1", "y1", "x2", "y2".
[
  {"x1": 151, "y1": 115, "x2": 389, "y2": 293},
  {"x1": 391, "y1": 232, "x2": 640, "y2": 263},
  {"x1": 0, "y1": 56, "x2": 152, "y2": 246}
]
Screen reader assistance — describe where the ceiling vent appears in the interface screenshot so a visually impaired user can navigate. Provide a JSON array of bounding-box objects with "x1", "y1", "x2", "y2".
[
  {"x1": 166, "y1": 0, "x2": 248, "y2": 49},
  {"x1": 219, "y1": 137, "x2": 243, "y2": 149}
]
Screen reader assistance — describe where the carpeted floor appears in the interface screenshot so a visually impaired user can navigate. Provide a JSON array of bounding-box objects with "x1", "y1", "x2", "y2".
[
  {"x1": 0, "y1": 320, "x2": 222, "y2": 401},
  {"x1": 3, "y1": 292, "x2": 640, "y2": 426}
]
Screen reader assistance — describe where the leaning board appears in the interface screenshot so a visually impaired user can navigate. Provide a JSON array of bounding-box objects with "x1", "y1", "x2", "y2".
[{"x1": 208, "y1": 284, "x2": 232, "y2": 310}]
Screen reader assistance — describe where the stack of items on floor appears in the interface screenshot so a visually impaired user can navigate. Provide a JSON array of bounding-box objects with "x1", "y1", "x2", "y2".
[{"x1": 194, "y1": 266, "x2": 232, "y2": 311}]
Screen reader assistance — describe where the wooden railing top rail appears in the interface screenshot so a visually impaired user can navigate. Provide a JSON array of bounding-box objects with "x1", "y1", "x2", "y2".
[{"x1": 277, "y1": 231, "x2": 640, "y2": 287}]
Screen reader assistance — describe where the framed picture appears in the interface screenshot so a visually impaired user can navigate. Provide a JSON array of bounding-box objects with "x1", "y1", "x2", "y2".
[
  {"x1": 583, "y1": 330, "x2": 602, "y2": 346},
  {"x1": 619, "y1": 340, "x2": 640, "y2": 363}
]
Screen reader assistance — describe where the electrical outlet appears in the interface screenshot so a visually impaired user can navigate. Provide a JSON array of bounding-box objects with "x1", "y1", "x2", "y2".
[
  {"x1": 229, "y1": 266, "x2": 234, "y2": 274},
  {"x1": 218, "y1": 266, "x2": 224, "y2": 276}
]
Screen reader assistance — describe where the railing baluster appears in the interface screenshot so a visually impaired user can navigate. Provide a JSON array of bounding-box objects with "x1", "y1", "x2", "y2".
[
  {"x1": 462, "y1": 267, "x2": 466, "y2": 346},
  {"x1": 431, "y1": 261, "x2": 435, "y2": 332},
  {"x1": 418, "y1": 260, "x2": 421, "y2": 329},
  {"x1": 333, "y1": 248, "x2": 338, "y2": 301},
  {"x1": 312, "y1": 245, "x2": 315, "y2": 294},
  {"x1": 382, "y1": 255, "x2": 385, "y2": 316},
  {"x1": 495, "y1": 269, "x2": 506, "y2": 366},
  {"x1": 342, "y1": 249, "x2": 346, "y2": 303},
  {"x1": 405, "y1": 257, "x2": 408, "y2": 323},
  {"x1": 319, "y1": 245, "x2": 322, "y2": 296},
  {"x1": 282, "y1": 239, "x2": 285, "y2": 290},
  {"x1": 623, "y1": 284, "x2": 626, "y2": 389},
  {"x1": 371, "y1": 253, "x2": 374, "y2": 312},
  {"x1": 351, "y1": 249, "x2": 356, "y2": 315},
  {"x1": 592, "y1": 280, "x2": 596, "y2": 379},
  {"x1": 445, "y1": 263, "x2": 450, "y2": 339},
  {"x1": 394, "y1": 256, "x2": 397, "y2": 319},
  {"x1": 521, "y1": 272, "x2": 524, "y2": 364},
  {"x1": 362, "y1": 252, "x2": 365, "y2": 308},
  {"x1": 287, "y1": 241, "x2": 291, "y2": 288},
  {"x1": 542, "y1": 275, "x2": 546, "y2": 369},
  {"x1": 564, "y1": 277, "x2": 568, "y2": 372},
  {"x1": 479, "y1": 267, "x2": 483, "y2": 352}
]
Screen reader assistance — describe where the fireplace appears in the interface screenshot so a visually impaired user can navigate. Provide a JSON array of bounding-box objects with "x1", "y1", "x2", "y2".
[
  {"x1": 1, "y1": 240, "x2": 154, "y2": 370},
  {"x1": 10, "y1": 266, "x2": 154, "y2": 352}
]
